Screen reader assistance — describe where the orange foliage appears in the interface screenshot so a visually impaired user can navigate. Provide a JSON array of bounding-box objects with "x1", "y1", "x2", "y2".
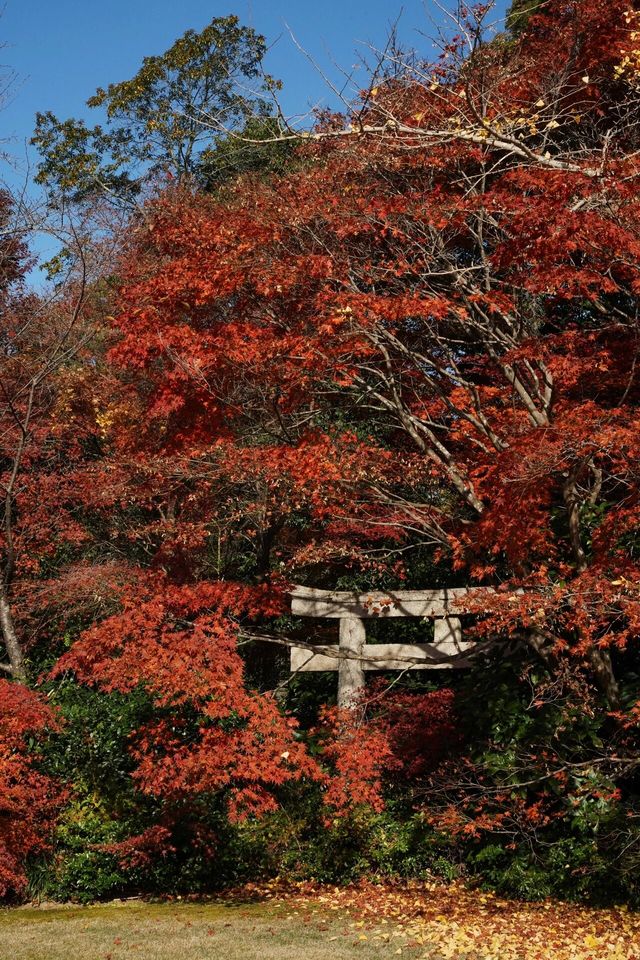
[{"x1": 0, "y1": 681, "x2": 63, "y2": 897}]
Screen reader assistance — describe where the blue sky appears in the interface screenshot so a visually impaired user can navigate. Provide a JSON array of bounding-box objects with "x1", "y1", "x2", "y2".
[{"x1": 1, "y1": 0, "x2": 509, "y2": 185}]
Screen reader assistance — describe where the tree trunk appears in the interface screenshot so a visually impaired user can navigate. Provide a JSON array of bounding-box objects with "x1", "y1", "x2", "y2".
[
  {"x1": 0, "y1": 581, "x2": 26, "y2": 681},
  {"x1": 589, "y1": 647, "x2": 620, "y2": 709}
]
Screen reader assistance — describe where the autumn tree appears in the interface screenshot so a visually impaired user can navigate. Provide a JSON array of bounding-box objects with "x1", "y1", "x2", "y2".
[
  {"x1": 4, "y1": 0, "x2": 640, "y2": 904},
  {"x1": 0, "y1": 680, "x2": 63, "y2": 898},
  {"x1": 0, "y1": 185, "x2": 120, "y2": 681},
  {"x1": 67, "y1": 0, "x2": 640, "y2": 838}
]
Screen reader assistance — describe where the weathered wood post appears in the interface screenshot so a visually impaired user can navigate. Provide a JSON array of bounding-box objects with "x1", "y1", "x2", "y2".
[{"x1": 338, "y1": 617, "x2": 366, "y2": 708}]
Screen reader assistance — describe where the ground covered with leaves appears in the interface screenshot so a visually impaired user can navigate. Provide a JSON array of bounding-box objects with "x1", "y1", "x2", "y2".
[
  {"x1": 4, "y1": 883, "x2": 639, "y2": 960},
  {"x1": 248, "y1": 880, "x2": 640, "y2": 960}
]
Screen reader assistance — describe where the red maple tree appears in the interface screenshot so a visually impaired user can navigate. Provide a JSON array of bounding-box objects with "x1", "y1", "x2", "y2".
[
  {"x1": 9, "y1": 0, "x2": 640, "y2": 876},
  {"x1": 0, "y1": 680, "x2": 63, "y2": 897},
  {"x1": 93, "y1": 0, "x2": 640, "y2": 710}
]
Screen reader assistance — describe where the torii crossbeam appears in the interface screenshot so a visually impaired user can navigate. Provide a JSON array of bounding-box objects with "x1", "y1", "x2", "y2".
[{"x1": 290, "y1": 586, "x2": 493, "y2": 707}]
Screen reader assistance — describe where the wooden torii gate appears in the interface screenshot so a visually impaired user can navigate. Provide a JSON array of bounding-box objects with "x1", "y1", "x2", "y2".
[{"x1": 290, "y1": 586, "x2": 492, "y2": 707}]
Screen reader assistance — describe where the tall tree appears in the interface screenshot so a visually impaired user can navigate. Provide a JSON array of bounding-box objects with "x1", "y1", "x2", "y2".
[
  {"x1": 91, "y1": 0, "x2": 640, "y2": 712},
  {"x1": 0, "y1": 190, "x2": 100, "y2": 681},
  {"x1": 32, "y1": 16, "x2": 275, "y2": 203},
  {"x1": 5, "y1": 0, "x2": 640, "y2": 899}
]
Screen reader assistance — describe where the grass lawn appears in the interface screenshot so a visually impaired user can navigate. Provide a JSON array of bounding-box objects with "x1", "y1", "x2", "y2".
[{"x1": 0, "y1": 899, "x2": 425, "y2": 960}]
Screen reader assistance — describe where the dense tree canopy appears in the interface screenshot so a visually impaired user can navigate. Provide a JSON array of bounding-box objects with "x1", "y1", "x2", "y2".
[{"x1": 2, "y1": 0, "x2": 640, "y2": 907}]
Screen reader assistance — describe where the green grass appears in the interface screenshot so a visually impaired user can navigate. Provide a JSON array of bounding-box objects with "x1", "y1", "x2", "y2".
[{"x1": 0, "y1": 900, "x2": 426, "y2": 960}]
